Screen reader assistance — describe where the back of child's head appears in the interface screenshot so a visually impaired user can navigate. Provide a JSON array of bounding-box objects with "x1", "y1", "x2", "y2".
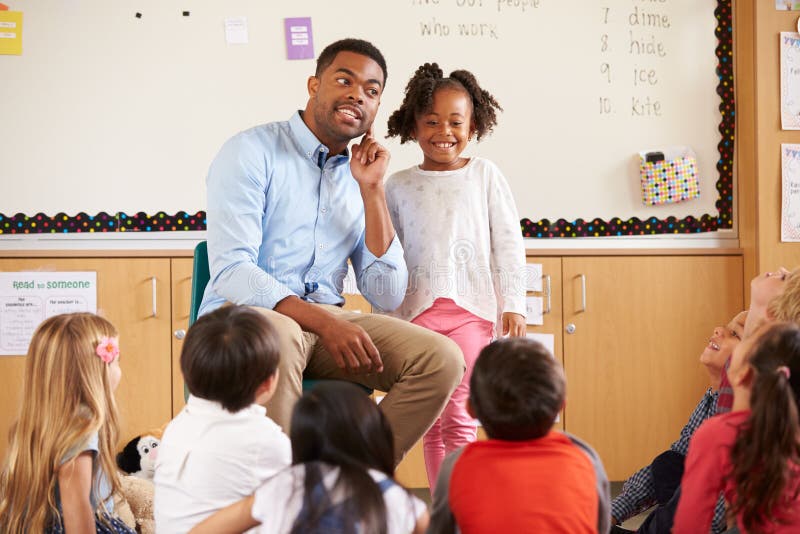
[
  {"x1": 288, "y1": 381, "x2": 395, "y2": 534},
  {"x1": 290, "y1": 381, "x2": 394, "y2": 475},
  {"x1": 730, "y1": 321, "x2": 800, "y2": 531},
  {"x1": 470, "y1": 337, "x2": 565, "y2": 441},
  {"x1": 0, "y1": 312, "x2": 121, "y2": 533},
  {"x1": 180, "y1": 305, "x2": 279, "y2": 413},
  {"x1": 768, "y1": 267, "x2": 800, "y2": 325},
  {"x1": 386, "y1": 62, "x2": 502, "y2": 144}
]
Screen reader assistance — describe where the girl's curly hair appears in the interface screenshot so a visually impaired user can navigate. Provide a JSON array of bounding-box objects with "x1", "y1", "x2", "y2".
[{"x1": 386, "y1": 62, "x2": 501, "y2": 144}]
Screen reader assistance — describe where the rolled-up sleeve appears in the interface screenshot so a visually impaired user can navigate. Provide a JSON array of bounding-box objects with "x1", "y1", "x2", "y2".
[
  {"x1": 351, "y1": 232, "x2": 408, "y2": 312},
  {"x1": 206, "y1": 136, "x2": 296, "y2": 311}
]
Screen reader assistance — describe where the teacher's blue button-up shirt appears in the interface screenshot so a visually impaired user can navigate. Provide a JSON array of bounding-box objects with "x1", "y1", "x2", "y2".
[{"x1": 199, "y1": 112, "x2": 407, "y2": 315}]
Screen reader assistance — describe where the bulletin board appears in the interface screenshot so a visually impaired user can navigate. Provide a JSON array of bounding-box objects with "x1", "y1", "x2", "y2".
[{"x1": 0, "y1": 0, "x2": 732, "y2": 237}]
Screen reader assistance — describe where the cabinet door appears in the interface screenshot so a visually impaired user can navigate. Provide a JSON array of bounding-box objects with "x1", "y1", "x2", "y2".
[
  {"x1": 562, "y1": 256, "x2": 743, "y2": 479},
  {"x1": 171, "y1": 258, "x2": 194, "y2": 416},
  {"x1": 0, "y1": 258, "x2": 172, "y2": 457},
  {"x1": 525, "y1": 257, "x2": 564, "y2": 430}
]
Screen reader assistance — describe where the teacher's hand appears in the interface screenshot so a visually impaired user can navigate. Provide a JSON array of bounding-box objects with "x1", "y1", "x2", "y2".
[
  {"x1": 318, "y1": 317, "x2": 383, "y2": 374},
  {"x1": 350, "y1": 127, "x2": 390, "y2": 190}
]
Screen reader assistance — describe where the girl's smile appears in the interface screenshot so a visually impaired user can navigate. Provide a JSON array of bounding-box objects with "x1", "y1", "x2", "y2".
[{"x1": 414, "y1": 87, "x2": 474, "y2": 171}]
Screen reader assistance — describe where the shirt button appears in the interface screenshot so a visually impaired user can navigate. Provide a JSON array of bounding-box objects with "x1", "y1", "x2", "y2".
[
  {"x1": 306, "y1": 151, "x2": 312, "y2": 157},
  {"x1": 321, "y1": 208, "x2": 327, "y2": 213},
  {"x1": 319, "y1": 244, "x2": 324, "y2": 250}
]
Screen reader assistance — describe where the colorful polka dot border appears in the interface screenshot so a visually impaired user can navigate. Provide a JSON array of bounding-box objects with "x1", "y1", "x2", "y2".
[
  {"x1": 0, "y1": 212, "x2": 207, "y2": 234},
  {"x1": 520, "y1": 215, "x2": 719, "y2": 238}
]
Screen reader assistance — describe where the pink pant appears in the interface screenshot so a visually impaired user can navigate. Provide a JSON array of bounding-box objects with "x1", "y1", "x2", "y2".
[{"x1": 411, "y1": 298, "x2": 494, "y2": 491}]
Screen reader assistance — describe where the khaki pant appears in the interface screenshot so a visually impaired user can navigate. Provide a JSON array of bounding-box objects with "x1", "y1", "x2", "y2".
[{"x1": 251, "y1": 304, "x2": 465, "y2": 464}]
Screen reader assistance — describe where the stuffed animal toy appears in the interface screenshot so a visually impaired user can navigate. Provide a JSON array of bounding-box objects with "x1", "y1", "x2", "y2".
[
  {"x1": 117, "y1": 434, "x2": 160, "y2": 480},
  {"x1": 116, "y1": 431, "x2": 163, "y2": 533},
  {"x1": 118, "y1": 474, "x2": 155, "y2": 534}
]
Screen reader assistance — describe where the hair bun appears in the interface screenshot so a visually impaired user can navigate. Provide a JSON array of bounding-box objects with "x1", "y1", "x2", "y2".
[{"x1": 415, "y1": 62, "x2": 443, "y2": 80}]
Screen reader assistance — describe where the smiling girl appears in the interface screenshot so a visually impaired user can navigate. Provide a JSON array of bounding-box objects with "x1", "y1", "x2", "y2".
[{"x1": 384, "y1": 63, "x2": 527, "y2": 490}]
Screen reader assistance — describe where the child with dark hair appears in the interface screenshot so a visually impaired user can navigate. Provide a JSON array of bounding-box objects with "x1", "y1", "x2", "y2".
[
  {"x1": 154, "y1": 305, "x2": 291, "y2": 532},
  {"x1": 428, "y1": 337, "x2": 611, "y2": 534},
  {"x1": 674, "y1": 321, "x2": 800, "y2": 533},
  {"x1": 188, "y1": 381, "x2": 428, "y2": 534},
  {"x1": 384, "y1": 63, "x2": 527, "y2": 490}
]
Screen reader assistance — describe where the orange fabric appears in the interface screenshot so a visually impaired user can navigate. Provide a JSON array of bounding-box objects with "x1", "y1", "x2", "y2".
[
  {"x1": 449, "y1": 433, "x2": 599, "y2": 534},
  {"x1": 0, "y1": 4, "x2": 9, "y2": 10}
]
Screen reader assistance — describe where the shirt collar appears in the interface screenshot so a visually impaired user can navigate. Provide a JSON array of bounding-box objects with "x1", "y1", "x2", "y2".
[
  {"x1": 288, "y1": 111, "x2": 350, "y2": 169},
  {"x1": 186, "y1": 394, "x2": 267, "y2": 418}
]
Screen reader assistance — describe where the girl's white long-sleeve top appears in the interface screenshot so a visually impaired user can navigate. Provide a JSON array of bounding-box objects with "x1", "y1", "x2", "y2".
[{"x1": 385, "y1": 157, "x2": 527, "y2": 324}]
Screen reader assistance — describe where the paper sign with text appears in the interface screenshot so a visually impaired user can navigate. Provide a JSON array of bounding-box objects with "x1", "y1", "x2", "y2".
[{"x1": 0, "y1": 272, "x2": 97, "y2": 355}]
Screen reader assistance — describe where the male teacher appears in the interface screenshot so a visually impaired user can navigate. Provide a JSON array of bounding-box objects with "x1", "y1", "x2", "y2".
[{"x1": 198, "y1": 38, "x2": 464, "y2": 463}]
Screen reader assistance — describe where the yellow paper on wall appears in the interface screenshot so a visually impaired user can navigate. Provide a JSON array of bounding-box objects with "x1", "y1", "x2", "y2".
[{"x1": 0, "y1": 11, "x2": 22, "y2": 55}]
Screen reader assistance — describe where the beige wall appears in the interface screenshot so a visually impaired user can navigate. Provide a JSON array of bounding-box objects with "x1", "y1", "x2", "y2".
[{"x1": 737, "y1": 0, "x2": 800, "y2": 295}]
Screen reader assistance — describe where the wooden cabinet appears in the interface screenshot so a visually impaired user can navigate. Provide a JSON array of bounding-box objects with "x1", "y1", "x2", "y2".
[
  {"x1": 170, "y1": 258, "x2": 194, "y2": 416},
  {"x1": 532, "y1": 254, "x2": 744, "y2": 480},
  {"x1": 394, "y1": 253, "x2": 744, "y2": 486},
  {"x1": 0, "y1": 258, "x2": 174, "y2": 459},
  {"x1": 0, "y1": 251, "x2": 745, "y2": 483}
]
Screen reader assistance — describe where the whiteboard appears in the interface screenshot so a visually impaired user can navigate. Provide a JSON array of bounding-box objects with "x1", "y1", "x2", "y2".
[{"x1": 0, "y1": 0, "x2": 724, "y2": 233}]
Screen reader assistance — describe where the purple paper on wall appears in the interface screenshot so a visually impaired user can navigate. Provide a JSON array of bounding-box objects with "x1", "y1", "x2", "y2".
[{"x1": 284, "y1": 17, "x2": 314, "y2": 60}]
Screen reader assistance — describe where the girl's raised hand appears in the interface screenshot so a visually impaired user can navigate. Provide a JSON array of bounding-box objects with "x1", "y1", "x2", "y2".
[
  {"x1": 350, "y1": 127, "x2": 390, "y2": 189},
  {"x1": 502, "y1": 312, "x2": 527, "y2": 337}
]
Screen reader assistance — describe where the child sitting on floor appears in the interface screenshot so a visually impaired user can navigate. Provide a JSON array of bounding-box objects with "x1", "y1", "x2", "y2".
[
  {"x1": 154, "y1": 305, "x2": 291, "y2": 532},
  {"x1": 428, "y1": 337, "x2": 611, "y2": 534},
  {"x1": 189, "y1": 381, "x2": 428, "y2": 534},
  {"x1": 674, "y1": 321, "x2": 800, "y2": 533}
]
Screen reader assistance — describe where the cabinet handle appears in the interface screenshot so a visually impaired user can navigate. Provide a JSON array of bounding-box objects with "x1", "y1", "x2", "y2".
[
  {"x1": 151, "y1": 276, "x2": 157, "y2": 318},
  {"x1": 174, "y1": 329, "x2": 186, "y2": 340},
  {"x1": 578, "y1": 274, "x2": 587, "y2": 313},
  {"x1": 543, "y1": 274, "x2": 552, "y2": 314}
]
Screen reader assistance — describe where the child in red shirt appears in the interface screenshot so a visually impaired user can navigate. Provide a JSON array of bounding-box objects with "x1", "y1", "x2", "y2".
[
  {"x1": 675, "y1": 321, "x2": 800, "y2": 533},
  {"x1": 427, "y1": 337, "x2": 611, "y2": 534}
]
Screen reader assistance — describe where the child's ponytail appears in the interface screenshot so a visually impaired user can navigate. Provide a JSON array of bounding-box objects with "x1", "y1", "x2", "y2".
[
  {"x1": 729, "y1": 322, "x2": 800, "y2": 533},
  {"x1": 387, "y1": 62, "x2": 443, "y2": 143},
  {"x1": 449, "y1": 70, "x2": 502, "y2": 140}
]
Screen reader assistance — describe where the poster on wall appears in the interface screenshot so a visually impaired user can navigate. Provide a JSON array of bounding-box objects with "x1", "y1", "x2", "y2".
[
  {"x1": 777, "y1": 0, "x2": 800, "y2": 10},
  {"x1": 0, "y1": 272, "x2": 97, "y2": 355},
  {"x1": 781, "y1": 33, "x2": 800, "y2": 129},
  {"x1": 781, "y1": 144, "x2": 800, "y2": 242}
]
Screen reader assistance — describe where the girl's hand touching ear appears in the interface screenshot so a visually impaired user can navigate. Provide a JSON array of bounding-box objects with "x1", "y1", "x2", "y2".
[{"x1": 502, "y1": 312, "x2": 527, "y2": 337}]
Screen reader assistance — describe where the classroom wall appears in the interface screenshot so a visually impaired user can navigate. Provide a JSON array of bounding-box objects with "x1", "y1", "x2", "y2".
[
  {"x1": 738, "y1": 1, "x2": 800, "y2": 291},
  {"x1": 0, "y1": 0, "x2": 728, "y2": 236}
]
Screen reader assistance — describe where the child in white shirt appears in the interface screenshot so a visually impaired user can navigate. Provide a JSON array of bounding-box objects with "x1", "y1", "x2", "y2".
[
  {"x1": 188, "y1": 381, "x2": 428, "y2": 534},
  {"x1": 385, "y1": 63, "x2": 527, "y2": 490},
  {"x1": 154, "y1": 305, "x2": 291, "y2": 533}
]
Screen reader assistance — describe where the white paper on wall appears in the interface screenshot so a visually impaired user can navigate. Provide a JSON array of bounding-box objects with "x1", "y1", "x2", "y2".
[{"x1": 0, "y1": 272, "x2": 97, "y2": 356}]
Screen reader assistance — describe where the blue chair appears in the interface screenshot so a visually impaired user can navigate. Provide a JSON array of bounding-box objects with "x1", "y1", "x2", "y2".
[{"x1": 187, "y1": 241, "x2": 369, "y2": 398}]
